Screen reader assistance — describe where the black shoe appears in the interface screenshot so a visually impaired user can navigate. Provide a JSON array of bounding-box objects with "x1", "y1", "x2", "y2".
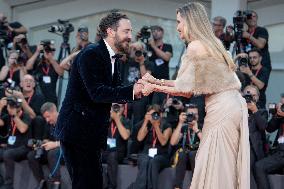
[{"x1": 34, "y1": 180, "x2": 46, "y2": 189}]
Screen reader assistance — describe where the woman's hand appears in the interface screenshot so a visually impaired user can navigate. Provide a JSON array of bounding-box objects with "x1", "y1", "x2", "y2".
[{"x1": 142, "y1": 73, "x2": 157, "y2": 84}]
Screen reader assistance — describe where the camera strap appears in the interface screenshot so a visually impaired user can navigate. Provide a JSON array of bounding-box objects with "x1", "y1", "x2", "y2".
[
  {"x1": 111, "y1": 121, "x2": 117, "y2": 138},
  {"x1": 152, "y1": 128, "x2": 158, "y2": 148}
]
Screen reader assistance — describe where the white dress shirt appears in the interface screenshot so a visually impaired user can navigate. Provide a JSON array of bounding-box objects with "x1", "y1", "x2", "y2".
[{"x1": 103, "y1": 39, "x2": 116, "y2": 75}]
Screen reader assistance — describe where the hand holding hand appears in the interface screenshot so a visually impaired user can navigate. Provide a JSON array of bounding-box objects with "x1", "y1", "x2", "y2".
[
  {"x1": 142, "y1": 73, "x2": 156, "y2": 84},
  {"x1": 134, "y1": 82, "x2": 144, "y2": 98}
]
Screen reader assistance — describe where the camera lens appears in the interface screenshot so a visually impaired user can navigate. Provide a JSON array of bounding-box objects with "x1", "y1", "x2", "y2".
[
  {"x1": 135, "y1": 50, "x2": 143, "y2": 57},
  {"x1": 239, "y1": 57, "x2": 249, "y2": 67},
  {"x1": 112, "y1": 104, "x2": 120, "y2": 113},
  {"x1": 151, "y1": 112, "x2": 160, "y2": 120}
]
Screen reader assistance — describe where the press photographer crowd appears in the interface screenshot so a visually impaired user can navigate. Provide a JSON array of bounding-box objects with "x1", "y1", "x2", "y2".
[{"x1": 0, "y1": 8, "x2": 283, "y2": 189}]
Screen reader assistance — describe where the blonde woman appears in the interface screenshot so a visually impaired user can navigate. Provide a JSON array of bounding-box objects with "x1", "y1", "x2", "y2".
[{"x1": 140, "y1": 2, "x2": 250, "y2": 189}]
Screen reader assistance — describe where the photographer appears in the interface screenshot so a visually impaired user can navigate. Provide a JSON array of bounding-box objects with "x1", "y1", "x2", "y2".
[
  {"x1": 0, "y1": 50, "x2": 26, "y2": 90},
  {"x1": 212, "y1": 16, "x2": 234, "y2": 50},
  {"x1": 0, "y1": 12, "x2": 27, "y2": 69},
  {"x1": 254, "y1": 95, "x2": 284, "y2": 189},
  {"x1": 0, "y1": 96, "x2": 31, "y2": 189},
  {"x1": 238, "y1": 48, "x2": 269, "y2": 108},
  {"x1": 26, "y1": 41, "x2": 63, "y2": 104},
  {"x1": 138, "y1": 25, "x2": 173, "y2": 105},
  {"x1": 242, "y1": 10, "x2": 271, "y2": 73},
  {"x1": 102, "y1": 103, "x2": 131, "y2": 189},
  {"x1": 6, "y1": 74, "x2": 45, "y2": 140},
  {"x1": 243, "y1": 85, "x2": 268, "y2": 189},
  {"x1": 60, "y1": 26, "x2": 91, "y2": 71},
  {"x1": 170, "y1": 104, "x2": 202, "y2": 189},
  {"x1": 12, "y1": 34, "x2": 33, "y2": 64},
  {"x1": 128, "y1": 104, "x2": 172, "y2": 189},
  {"x1": 27, "y1": 102, "x2": 61, "y2": 189}
]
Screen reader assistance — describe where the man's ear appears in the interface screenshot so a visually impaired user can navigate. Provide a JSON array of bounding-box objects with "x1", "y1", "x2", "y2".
[{"x1": 106, "y1": 27, "x2": 115, "y2": 38}]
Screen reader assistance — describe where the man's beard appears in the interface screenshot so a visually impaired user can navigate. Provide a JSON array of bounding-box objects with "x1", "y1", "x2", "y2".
[{"x1": 114, "y1": 34, "x2": 130, "y2": 54}]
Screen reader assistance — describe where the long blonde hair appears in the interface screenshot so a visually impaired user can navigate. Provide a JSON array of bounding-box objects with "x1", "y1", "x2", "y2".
[{"x1": 177, "y1": 2, "x2": 236, "y2": 71}]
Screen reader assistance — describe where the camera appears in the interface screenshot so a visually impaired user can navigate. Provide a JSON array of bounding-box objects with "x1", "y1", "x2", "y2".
[
  {"x1": 140, "y1": 26, "x2": 151, "y2": 41},
  {"x1": 135, "y1": 50, "x2": 146, "y2": 57},
  {"x1": 112, "y1": 104, "x2": 120, "y2": 113},
  {"x1": 40, "y1": 40, "x2": 55, "y2": 53},
  {"x1": 48, "y1": 19, "x2": 74, "y2": 34},
  {"x1": 172, "y1": 98, "x2": 180, "y2": 105},
  {"x1": 6, "y1": 96, "x2": 22, "y2": 108},
  {"x1": 27, "y1": 139, "x2": 45, "y2": 159},
  {"x1": 268, "y1": 103, "x2": 284, "y2": 115},
  {"x1": 243, "y1": 91, "x2": 254, "y2": 103},
  {"x1": 151, "y1": 112, "x2": 160, "y2": 120},
  {"x1": 239, "y1": 57, "x2": 249, "y2": 67},
  {"x1": 185, "y1": 112, "x2": 196, "y2": 124}
]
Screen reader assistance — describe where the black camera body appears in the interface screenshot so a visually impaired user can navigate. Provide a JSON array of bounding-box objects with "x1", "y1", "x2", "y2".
[
  {"x1": 151, "y1": 112, "x2": 160, "y2": 120},
  {"x1": 40, "y1": 40, "x2": 55, "y2": 53},
  {"x1": 243, "y1": 91, "x2": 254, "y2": 103},
  {"x1": 185, "y1": 112, "x2": 196, "y2": 124},
  {"x1": 135, "y1": 50, "x2": 146, "y2": 57},
  {"x1": 27, "y1": 139, "x2": 44, "y2": 159},
  {"x1": 140, "y1": 26, "x2": 151, "y2": 41},
  {"x1": 268, "y1": 103, "x2": 284, "y2": 115},
  {"x1": 172, "y1": 98, "x2": 179, "y2": 105},
  {"x1": 48, "y1": 19, "x2": 74, "y2": 34},
  {"x1": 6, "y1": 96, "x2": 22, "y2": 108},
  {"x1": 112, "y1": 104, "x2": 120, "y2": 113}
]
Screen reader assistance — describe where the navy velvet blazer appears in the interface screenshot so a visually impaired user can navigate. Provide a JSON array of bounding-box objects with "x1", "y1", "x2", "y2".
[{"x1": 55, "y1": 39, "x2": 134, "y2": 148}]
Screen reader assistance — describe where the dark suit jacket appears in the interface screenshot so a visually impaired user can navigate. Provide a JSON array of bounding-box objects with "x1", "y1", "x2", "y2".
[
  {"x1": 55, "y1": 39, "x2": 134, "y2": 149},
  {"x1": 248, "y1": 109, "x2": 268, "y2": 160}
]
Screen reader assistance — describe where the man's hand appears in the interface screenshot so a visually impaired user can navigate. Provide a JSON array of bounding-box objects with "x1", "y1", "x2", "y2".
[
  {"x1": 242, "y1": 31, "x2": 251, "y2": 39},
  {"x1": 0, "y1": 98, "x2": 7, "y2": 110},
  {"x1": 41, "y1": 141, "x2": 58, "y2": 151},
  {"x1": 36, "y1": 44, "x2": 44, "y2": 53},
  {"x1": 110, "y1": 110, "x2": 121, "y2": 122},
  {"x1": 5, "y1": 90, "x2": 24, "y2": 100},
  {"x1": 44, "y1": 52, "x2": 54, "y2": 62},
  {"x1": 247, "y1": 101, "x2": 258, "y2": 113},
  {"x1": 134, "y1": 54, "x2": 145, "y2": 64},
  {"x1": 178, "y1": 112, "x2": 187, "y2": 125},
  {"x1": 240, "y1": 65, "x2": 253, "y2": 76},
  {"x1": 148, "y1": 39, "x2": 155, "y2": 48}
]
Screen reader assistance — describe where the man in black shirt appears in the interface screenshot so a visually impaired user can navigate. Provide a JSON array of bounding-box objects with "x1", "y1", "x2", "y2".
[
  {"x1": 146, "y1": 25, "x2": 173, "y2": 105},
  {"x1": 239, "y1": 49, "x2": 270, "y2": 108},
  {"x1": 170, "y1": 104, "x2": 202, "y2": 189},
  {"x1": 26, "y1": 42, "x2": 64, "y2": 105},
  {"x1": 0, "y1": 96, "x2": 31, "y2": 189},
  {"x1": 27, "y1": 102, "x2": 61, "y2": 189},
  {"x1": 102, "y1": 103, "x2": 131, "y2": 189},
  {"x1": 242, "y1": 10, "x2": 271, "y2": 73},
  {"x1": 7, "y1": 74, "x2": 46, "y2": 139},
  {"x1": 255, "y1": 96, "x2": 284, "y2": 189},
  {"x1": 0, "y1": 12, "x2": 27, "y2": 69},
  {"x1": 128, "y1": 104, "x2": 172, "y2": 189}
]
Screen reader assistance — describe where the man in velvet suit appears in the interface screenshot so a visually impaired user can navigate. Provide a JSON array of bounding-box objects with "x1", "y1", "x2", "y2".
[{"x1": 55, "y1": 12, "x2": 142, "y2": 189}]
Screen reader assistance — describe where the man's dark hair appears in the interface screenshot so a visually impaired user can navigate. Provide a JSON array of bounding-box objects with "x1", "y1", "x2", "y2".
[
  {"x1": 248, "y1": 48, "x2": 262, "y2": 56},
  {"x1": 40, "y1": 102, "x2": 57, "y2": 115},
  {"x1": 98, "y1": 12, "x2": 129, "y2": 39}
]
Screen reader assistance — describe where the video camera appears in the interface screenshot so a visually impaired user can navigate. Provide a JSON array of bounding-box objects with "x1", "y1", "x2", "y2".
[
  {"x1": 48, "y1": 19, "x2": 74, "y2": 34},
  {"x1": 27, "y1": 139, "x2": 44, "y2": 159},
  {"x1": 40, "y1": 39, "x2": 55, "y2": 53},
  {"x1": 6, "y1": 96, "x2": 22, "y2": 108}
]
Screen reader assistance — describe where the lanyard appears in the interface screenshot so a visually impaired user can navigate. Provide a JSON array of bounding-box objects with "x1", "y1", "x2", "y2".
[
  {"x1": 152, "y1": 128, "x2": 158, "y2": 148},
  {"x1": 111, "y1": 121, "x2": 117, "y2": 138},
  {"x1": 254, "y1": 67, "x2": 261, "y2": 77},
  {"x1": 42, "y1": 65, "x2": 50, "y2": 75},
  {"x1": 10, "y1": 111, "x2": 23, "y2": 136}
]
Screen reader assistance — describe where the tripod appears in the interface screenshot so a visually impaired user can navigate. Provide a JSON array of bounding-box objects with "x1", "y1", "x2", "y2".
[{"x1": 57, "y1": 32, "x2": 71, "y2": 108}]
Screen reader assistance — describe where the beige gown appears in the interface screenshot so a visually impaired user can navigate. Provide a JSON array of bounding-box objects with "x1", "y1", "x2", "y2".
[{"x1": 174, "y1": 53, "x2": 250, "y2": 189}]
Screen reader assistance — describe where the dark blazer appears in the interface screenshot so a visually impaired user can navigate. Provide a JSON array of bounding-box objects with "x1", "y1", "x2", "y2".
[
  {"x1": 248, "y1": 109, "x2": 268, "y2": 160},
  {"x1": 55, "y1": 39, "x2": 134, "y2": 149}
]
